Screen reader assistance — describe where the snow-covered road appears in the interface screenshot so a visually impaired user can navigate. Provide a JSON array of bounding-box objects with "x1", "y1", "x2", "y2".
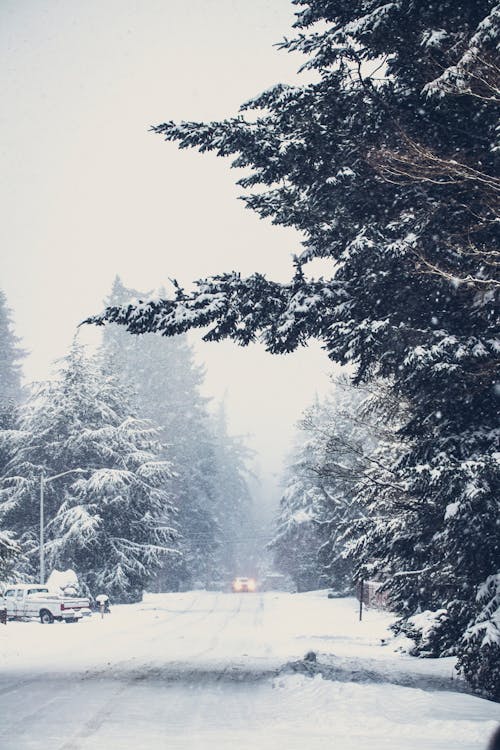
[{"x1": 0, "y1": 591, "x2": 498, "y2": 749}]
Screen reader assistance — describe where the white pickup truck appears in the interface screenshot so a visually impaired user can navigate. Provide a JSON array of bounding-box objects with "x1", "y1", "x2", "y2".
[{"x1": 1, "y1": 584, "x2": 91, "y2": 624}]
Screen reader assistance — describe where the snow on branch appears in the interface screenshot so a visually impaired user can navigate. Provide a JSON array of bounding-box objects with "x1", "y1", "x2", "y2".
[
  {"x1": 424, "y1": 6, "x2": 500, "y2": 100},
  {"x1": 84, "y1": 273, "x2": 343, "y2": 355}
]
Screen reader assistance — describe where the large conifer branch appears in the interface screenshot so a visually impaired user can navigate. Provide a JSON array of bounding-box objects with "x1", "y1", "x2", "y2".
[{"x1": 85, "y1": 272, "x2": 342, "y2": 354}]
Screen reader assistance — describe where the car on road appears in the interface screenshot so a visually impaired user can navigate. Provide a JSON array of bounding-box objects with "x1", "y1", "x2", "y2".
[
  {"x1": 232, "y1": 577, "x2": 256, "y2": 593},
  {"x1": 1, "y1": 584, "x2": 91, "y2": 623}
]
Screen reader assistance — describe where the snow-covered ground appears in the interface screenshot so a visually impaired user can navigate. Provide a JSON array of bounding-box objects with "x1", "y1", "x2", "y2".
[{"x1": 0, "y1": 591, "x2": 498, "y2": 749}]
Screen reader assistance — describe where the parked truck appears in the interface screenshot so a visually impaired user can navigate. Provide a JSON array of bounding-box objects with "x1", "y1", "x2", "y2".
[{"x1": 1, "y1": 584, "x2": 91, "y2": 623}]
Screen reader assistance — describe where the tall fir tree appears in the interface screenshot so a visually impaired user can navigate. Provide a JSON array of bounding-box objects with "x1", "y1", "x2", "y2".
[
  {"x1": 272, "y1": 380, "x2": 384, "y2": 592},
  {"x1": 0, "y1": 289, "x2": 25, "y2": 475},
  {"x1": 101, "y1": 277, "x2": 255, "y2": 588},
  {"x1": 272, "y1": 432, "x2": 326, "y2": 592},
  {"x1": 0, "y1": 343, "x2": 177, "y2": 601},
  {"x1": 0, "y1": 290, "x2": 25, "y2": 406},
  {"x1": 211, "y1": 399, "x2": 255, "y2": 577},
  {"x1": 0, "y1": 289, "x2": 26, "y2": 578},
  {"x1": 88, "y1": 3, "x2": 499, "y2": 696}
]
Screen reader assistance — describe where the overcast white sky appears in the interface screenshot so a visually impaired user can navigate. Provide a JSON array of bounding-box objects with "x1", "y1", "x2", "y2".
[{"x1": 1, "y1": 0, "x2": 334, "y2": 511}]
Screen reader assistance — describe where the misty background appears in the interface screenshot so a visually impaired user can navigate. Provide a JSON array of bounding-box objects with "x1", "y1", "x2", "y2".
[{"x1": 0, "y1": 0, "x2": 333, "y2": 521}]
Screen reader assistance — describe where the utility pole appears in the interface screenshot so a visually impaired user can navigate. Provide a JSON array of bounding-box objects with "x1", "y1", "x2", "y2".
[{"x1": 39, "y1": 475, "x2": 45, "y2": 585}]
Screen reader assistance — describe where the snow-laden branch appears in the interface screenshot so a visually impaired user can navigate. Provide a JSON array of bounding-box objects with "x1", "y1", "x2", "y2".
[{"x1": 83, "y1": 272, "x2": 343, "y2": 355}]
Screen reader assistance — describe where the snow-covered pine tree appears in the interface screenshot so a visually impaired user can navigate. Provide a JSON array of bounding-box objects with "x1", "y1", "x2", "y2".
[
  {"x1": 0, "y1": 289, "x2": 25, "y2": 477},
  {"x1": 0, "y1": 532, "x2": 20, "y2": 582},
  {"x1": 458, "y1": 574, "x2": 500, "y2": 701},
  {"x1": 0, "y1": 290, "x2": 25, "y2": 407},
  {"x1": 304, "y1": 384, "x2": 377, "y2": 592},
  {"x1": 338, "y1": 382, "x2": 420, "y2": 608},
  {"x1": 0, "y1": 342, "x2": 178, "y2": 601},
  {"x1": 0, "y1": 403, "x2": 24, "y2": 582},
  {"x1": 0, "y1": 290, "x2": 26, "y2": 578},
  {"x1": 271, "y1": 431, "x2": 326, "y2": 592},
  {"x1": 101, "y1": 277, "x2": 254, "y2": 588},
  {"x1": 211, "y1": 400, "x2": 255, "y2": 578},
  {"x1": 272, "y1": 380, "x2": 382, "y2": 593},
  {"x1": 88, "y1": 2, "x2": 499, "y2": 696}
]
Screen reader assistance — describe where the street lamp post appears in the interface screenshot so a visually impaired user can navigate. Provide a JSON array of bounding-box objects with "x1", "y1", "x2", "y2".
[
  {"x1": 39, "y1": 475, "x2": 45, "y2": 585},
  {"x1": 39, "y1": 468, "x2": 88, "y2": 584}
]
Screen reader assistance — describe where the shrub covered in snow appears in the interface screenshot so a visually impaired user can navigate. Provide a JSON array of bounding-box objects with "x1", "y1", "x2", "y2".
[{"x1": 393, "y1": 609, "x2": 453, "y2": 658}]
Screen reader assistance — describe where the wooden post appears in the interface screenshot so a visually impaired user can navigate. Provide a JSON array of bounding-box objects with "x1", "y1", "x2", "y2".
[{"x1": 359, "y1": 579, "x2": 364, "y2": 621}]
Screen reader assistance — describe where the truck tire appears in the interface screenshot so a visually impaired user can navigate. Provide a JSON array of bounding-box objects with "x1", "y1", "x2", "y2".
[{"x1": 40, "y1": 609, "x2": 54, "y2": 624}]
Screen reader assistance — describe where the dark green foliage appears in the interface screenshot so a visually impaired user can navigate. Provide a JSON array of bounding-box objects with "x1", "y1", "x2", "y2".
[
  {"x1": 457, "y1": 574, "x2": 500, "y2": 701},
  {"x1": 459, "y1": 640, "x2": 500, "y2": 703}
]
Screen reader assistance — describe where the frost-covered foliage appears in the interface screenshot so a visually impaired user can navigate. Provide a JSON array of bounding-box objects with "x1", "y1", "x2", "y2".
[
  {"x1": 211, "y1": 400, "x2": 256, "y2": 577},
  {"x1": 0, "y1": 290, "x2": 25, "y2": 578},
  {"x1": 393, "y1": 609, "x2": 459, "y2": 659},
  {"x1": 87, "y1": 2, "x2": 499, "y2": 696},
  {"x1": 0, "y1": 402, "x2": 25, "y2": 570},
  {"x1": 0, "y1": 343, "x2": 177, "y2": 602},
  {"x1": 0, "y1": 290, "x2": 25, "y2": 406},
  {"x1": 271, "y1": 431, "x2": 327, "y2": 592},
  {"x1": 0, "y1": 290, "x2": 25, "y2": 478},
  {"x1": 0, "y1": 531, "x2": 20, "y2": 583},
  {"x1": 458, "y1": 574, "x2": 500, "y2": 701},
  {"x1": 101, "y1": 277, "x2": 254, "y2": 588},
  {"x1": 272, "y1": 379, "x2": 406, "y2": 594},
  {"x1": 272, "y1": 380, "x2": 375, "y2": 592}
]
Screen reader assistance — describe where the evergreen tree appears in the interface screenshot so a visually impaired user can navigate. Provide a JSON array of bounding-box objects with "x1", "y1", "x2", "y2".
[
  {"x1": 101, "y1": 277, "x2": 255, "y2": 588},
  {"x1": 211, "y1": 400, "x2": 255, "y2": 577},
  {"x1": 0, "y1": 532, "x2": 20, "y2": 582},
  {"x1": 305, "y1": 385, "x2": 377, "y2": 592},
  {"x1": 0, "y1": 290, "x2": 25, "y2": 577},
  {"x1": 0, "y1": 343, "x2": 177, "y2": 601},
  {"x1": 458, "y1": 574, "x2": 500, "y2": 701},
  {"x1": 272, "y1": 434, "x2": 326, "y2": 592},
  {"x1": 0, "y1": 290, "x2": 24, "y2": 406},
  {"x1": 0, "y1": 290, "x2": 25, "y2": 477},
  {"x1": 272, "y1": 380, "x2": 385, "y2": 592},
  {"x1": 88, "y1": 3, "x2": 499, "y2": 696},
  {"x1": 339, "y1": 383, "x2": 419, "y2": 604}
]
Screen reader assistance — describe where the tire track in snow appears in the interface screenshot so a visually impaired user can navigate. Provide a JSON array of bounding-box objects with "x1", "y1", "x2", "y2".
[
  {"x1": 194, "y1": 591, "x2": 243, "y2": 656},
  {"x1": 0, "y1": 592, "x2": 207, "y2": 697},
  {"x1": 55, "y1": 593, "x2": 239, "y2": 749},
  {"x1": 77, "y1": 591, "x2": 218, "y2": 681}
]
